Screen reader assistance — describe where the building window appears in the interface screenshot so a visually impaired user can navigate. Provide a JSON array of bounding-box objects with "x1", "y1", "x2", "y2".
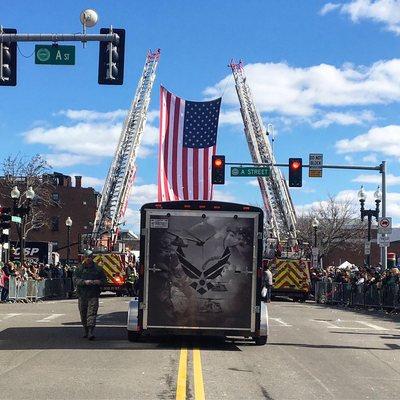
[
  {"x1": 51, "y1": 216, "x2": 59, "y2": 232},
  {"x1": 52, "y1": 193, "x2": 60, "y2": 202}
]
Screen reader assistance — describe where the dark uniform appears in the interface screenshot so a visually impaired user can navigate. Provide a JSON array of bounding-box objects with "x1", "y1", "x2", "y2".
[{"x1": 73, "y1": 257, "x2": 107, "y2": 339}]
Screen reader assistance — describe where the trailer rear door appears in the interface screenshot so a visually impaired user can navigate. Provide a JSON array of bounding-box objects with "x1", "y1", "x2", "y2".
[{"x1": 142, "y1": 209, "x2": 260, "y2": 332}]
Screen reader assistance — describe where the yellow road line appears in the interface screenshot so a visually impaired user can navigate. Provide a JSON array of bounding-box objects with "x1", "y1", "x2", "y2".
[
  {"x1": 176, "y1": 348, "x2": 188, "y2": 400},
  {"x1": 193, "y1": 348, "x2": 205, "y2": 400}
]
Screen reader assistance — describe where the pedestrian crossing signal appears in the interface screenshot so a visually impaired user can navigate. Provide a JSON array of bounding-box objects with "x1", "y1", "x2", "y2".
[
  {"x1": 289, "y1": 158, "x2": 302, "y2": 187},
  {"x1": 212, "y1": 155, "x2": 225, "y2": 185}
]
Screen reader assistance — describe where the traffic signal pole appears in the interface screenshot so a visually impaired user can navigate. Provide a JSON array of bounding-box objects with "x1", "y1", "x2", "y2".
[
  {"x1": 0, "y1": 32, "x2": 119, "y2": 44},
  {"x1": 0, "y1": 26, "x2": 124, "y2": 85},
  {"x1": 226, "y1": 160, "x2": 387, "y2": 269}
]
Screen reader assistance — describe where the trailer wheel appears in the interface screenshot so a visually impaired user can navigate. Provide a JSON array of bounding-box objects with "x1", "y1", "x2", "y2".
[
  {"x1": 254, "y1": 336, "x2": 267, "y2": 346},
  {"x1": 127, "y1": 331, "x2": 140, "y2": 342}
]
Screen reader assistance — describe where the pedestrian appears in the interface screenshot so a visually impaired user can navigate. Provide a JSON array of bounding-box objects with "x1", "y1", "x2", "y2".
[
  {"x1": 73, "y1": 250, "x2": 107, "y2": 340},
  {"x1": 263, "y1": 263, "x2": 273, "y2": 303},
  {"x1": 0, "y1": 263, "x2": 11, "y2": 302}
]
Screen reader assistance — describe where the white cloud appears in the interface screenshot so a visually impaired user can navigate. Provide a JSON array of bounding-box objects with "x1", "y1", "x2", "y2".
[
  {"x1": 24, "y1": 109, "x2": 159, "y2": 167},
  {"x1": 204, "y1": 60, "x2": 400, "y2": 125},
  {"x1": 248, "y1": 179, "x2": 259, "y2": 187},
  {"x1": 311, "y1": 110, "x2": 375, "y2": 128},
  {"x1": 219, "y1": 110, "x2": 243, "y2": 125},
  {"x1": 58, "y1": 109, "x2": 127, "y2": 121},
  {"x1": 297, "y1": 188, "x2": 400, "y2": 222},
  {"x1": 25, "y1": 122, "x2": 121, "y2": 157},
  {"x1": 362, "y1": 153, "x2": 378, "y2": 163},
  {"x1": 335, "y1": 125, "x2": 400, "y2": 156},
  {"x1": 321, "y1": 0, "x2": 400, "y2": 35},
  {"x1": 213, "y1": 188, "x2": 237, "y2": 202},
  {"x1": 353, "y1": 173, "x2": 400, "y2": 185},
  {"x1": 320, "y1": 3, "x2": 341, "y2": 15},
  {"x1": 44, "y1": 153, "x2": 96, "y2": 168},
  {"x1": 71, "y1": 174, "x2": 104, "y2": 188},
  {"x1": 130, "y1": 184, "x2": 158, "y2": 205},
  {"x1": 344, "y1": 155, "x2": 354, "y2": 163},
  {"x1": 123, "y1": 208, "x2": 141, "y2": 233}
]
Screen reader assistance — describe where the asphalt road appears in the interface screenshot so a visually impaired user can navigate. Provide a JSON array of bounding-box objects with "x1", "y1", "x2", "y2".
[{"x1": 0, "y1": 297, "x2": 400, "y2": 400}]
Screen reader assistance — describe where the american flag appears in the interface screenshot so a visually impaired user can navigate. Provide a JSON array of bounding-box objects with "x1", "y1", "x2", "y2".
[{"x1": 158, "y1": 86, "x2": 221, "y2": 201}]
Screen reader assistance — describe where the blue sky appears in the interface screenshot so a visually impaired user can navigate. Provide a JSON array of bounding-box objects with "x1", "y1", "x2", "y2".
[{"x1": 1, "y1": 0, "x2": 400, "y2": 231}]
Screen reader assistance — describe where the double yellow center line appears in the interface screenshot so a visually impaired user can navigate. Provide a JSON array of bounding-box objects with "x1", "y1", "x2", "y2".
[{"x1": 176, "y1": 348, "x2": 205, "y2": 400}]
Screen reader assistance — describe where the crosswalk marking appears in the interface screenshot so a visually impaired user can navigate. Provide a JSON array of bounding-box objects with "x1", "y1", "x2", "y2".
[
  {"x1": 36, "y1": 314, "x2": 64, "y2": 323},
  {"x1": 0, "y1": 313, "x2": 21, "y2": 322},
  {"x1": 269, "y1": 317, "x2": 292, "y2": 327},
  {"x1": 355, "y1": 321, "x2": 389, "y2": 331}
]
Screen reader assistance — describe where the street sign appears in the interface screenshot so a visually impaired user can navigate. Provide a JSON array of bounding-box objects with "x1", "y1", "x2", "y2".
[
  {"x1": 378, "y1": 217, "x2": 392, "y2": 234},
  {"x1": 35, "y1": 45, "x2": 75, "y2": 65},
  {"x1": 377, "y1": 234, "x2": 390, "y2": 247},
  {"x1": 309, "y1": 153, "x2": 323, "y2": 178},
  {"x1": 11, "y1": 216, "x2": 21, "y2": 223},
  {"x1": 364, "y1": 241, "x2": 371, "y2": 255},
  {"x1": 231, "y1": 166, "x2": 270, "y2": 177}
]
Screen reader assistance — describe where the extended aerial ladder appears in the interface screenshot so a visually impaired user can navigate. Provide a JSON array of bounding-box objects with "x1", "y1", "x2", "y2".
[
  {"x1": 91, "y1": 49, "x2": 161, "y2": 249},
  {"x1": 229, "y1": 60, "x2": 297, "y2": 245}
]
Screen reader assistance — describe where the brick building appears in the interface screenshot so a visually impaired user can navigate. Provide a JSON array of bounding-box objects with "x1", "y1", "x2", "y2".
[{"x1": 0, "y1": 173, "x2": 98, "y2": 262}]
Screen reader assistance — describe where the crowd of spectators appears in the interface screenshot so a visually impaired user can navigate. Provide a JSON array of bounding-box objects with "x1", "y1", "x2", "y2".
[
  {"x1": 310, "y1": 263, "x2": 400, "y2": 289},
  {"x1": 0, "y1": 261, "x2": 77, "y2": 302}
]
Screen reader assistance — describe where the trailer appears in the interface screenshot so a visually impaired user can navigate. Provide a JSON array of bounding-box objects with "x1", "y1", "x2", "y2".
[{"x1": 127, "y1": 201, "x2": 269, "y2": 345}]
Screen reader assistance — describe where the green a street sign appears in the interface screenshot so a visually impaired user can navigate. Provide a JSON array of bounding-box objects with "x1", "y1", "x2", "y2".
[
  {"x1": 11, "y1": 216, "x2": 22, "y2": 224},
  {"x1": 35, "y1": 45, "x2": 75, "y2": 65},
  {"x1": 231, "y1": 166, "x2": 270, "y2": 177}
]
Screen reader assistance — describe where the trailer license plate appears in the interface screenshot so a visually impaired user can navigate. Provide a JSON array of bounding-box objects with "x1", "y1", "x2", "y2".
[{"x1": 150, "y1": 218, "x2": 169, "y2": 229}]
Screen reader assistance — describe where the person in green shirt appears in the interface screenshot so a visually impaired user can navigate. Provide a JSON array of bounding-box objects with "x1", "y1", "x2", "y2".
[{"x1": 73, "y1": 250, "x2": 107, "y2": 340}]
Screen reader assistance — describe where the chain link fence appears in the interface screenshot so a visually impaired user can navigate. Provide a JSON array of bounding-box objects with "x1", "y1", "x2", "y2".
[{"x1": 315, "y1": 281, "x2": 400, "y2": 310}]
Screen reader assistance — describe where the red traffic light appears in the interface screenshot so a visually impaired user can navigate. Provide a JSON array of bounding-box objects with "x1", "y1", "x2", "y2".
[
  {"x1": 288, "y1": 158, "x2": 302, "y2": 187},
  {"x1": 212, "y1": 155, "x2": 225, "y2": 184},
  {"x1": 291, "y1": 160, "x2": 301, "y2": 170},
  {"x1": 213, "y1": 157, "x2": 223, "y2": 168}
]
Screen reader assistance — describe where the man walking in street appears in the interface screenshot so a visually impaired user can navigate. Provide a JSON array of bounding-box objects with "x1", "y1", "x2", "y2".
[
  {"x1": 263, "y1": 263, "x2": 273, "y2": 303},
  {"x1": 73, "y1": 250, "x2": 107, "y2": 340}
]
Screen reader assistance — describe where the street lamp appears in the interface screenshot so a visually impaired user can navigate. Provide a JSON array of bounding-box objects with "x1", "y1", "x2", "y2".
[
  {"x1": 65, "y1": 217, "x2": 73, "y2": 264},
  {"x1": 11, "y1": 186, "x2": 35, "y2": 264},
  {"x1": 358, "y1": 185, "x2": 381, "y2": 267},
  {"x1": 311, "y1": 217, "x2": 319, "y2": 247}
]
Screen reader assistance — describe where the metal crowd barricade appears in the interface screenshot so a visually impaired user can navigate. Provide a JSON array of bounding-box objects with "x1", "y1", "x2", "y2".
[
  {"x1": 7, "y1": 276, "x2": 17, "y2": 301},
  {"x1": 342, "y1": 283, "x2": 352, "y2": 306},
  {"x1": 314, "y1": 281, "x2": 400, "y2": 311},
  {"x1": 364, "y1": 284, "x2": 381, "y2": 308},
  {"x1": 331, "y1": 282, "x2": 342, "y2": 304},
  {"x1": 4, "y1": 277, "x2": 73, "y2": 302},
  {"x1": 352, "y1": 284, "x2": 364, "y2": 307}
]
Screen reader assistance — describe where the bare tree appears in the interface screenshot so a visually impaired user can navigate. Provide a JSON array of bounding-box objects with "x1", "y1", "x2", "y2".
[
  {"x1": 296, "y1": 195, "x2": 364, "y2": 263},
  {"x1": 1, "y1": 154, "x2": 55, "y2": 241}
]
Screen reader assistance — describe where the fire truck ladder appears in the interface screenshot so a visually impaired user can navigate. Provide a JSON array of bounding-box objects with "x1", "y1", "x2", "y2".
[
  {"x1": 92, "y1": 49, "x2": 161, "y2": 245},
  {"x1": 229, "y1": 60, "x2": 297, "y2": 244}
]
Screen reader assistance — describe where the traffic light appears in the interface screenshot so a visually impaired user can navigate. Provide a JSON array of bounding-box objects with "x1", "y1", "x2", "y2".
[
  {"x1": 0, "y1": 28, "x2": 17, "y2": 86},
  {"x1": 212, "y1": 155, "x2": 225, "y2": 185},
  {"x1": 0, "y1": 207, "x2": 12, "y2": 229},
  {"x1": 288, "y1": 158, "x2": 302, "y2": 187},
  {"x1": 98, "y1": 28, "x2": 125, "y2": 85}
]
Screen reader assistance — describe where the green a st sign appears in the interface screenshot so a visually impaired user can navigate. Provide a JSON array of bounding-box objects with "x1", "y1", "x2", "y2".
[{"x1": 35, "y1": 45, "x2": 75, "y2": 65}]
